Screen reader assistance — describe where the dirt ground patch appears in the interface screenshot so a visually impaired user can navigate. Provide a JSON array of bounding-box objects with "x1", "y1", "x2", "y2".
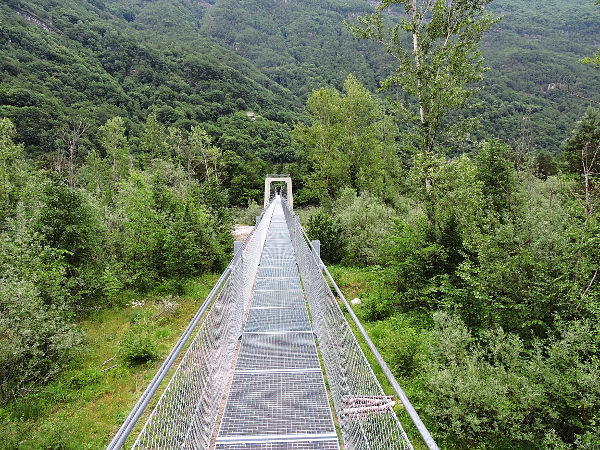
[{"x1": 232, "y1": 225, "x2": 254, "y2": 242}]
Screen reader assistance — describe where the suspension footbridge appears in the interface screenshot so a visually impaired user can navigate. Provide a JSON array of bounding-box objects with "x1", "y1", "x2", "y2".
[{"x1": 107, "y1": 177, "x2": 439, "y2": 450}]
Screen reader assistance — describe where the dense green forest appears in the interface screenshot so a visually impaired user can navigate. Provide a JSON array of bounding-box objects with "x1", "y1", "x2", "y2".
[
  {"x1": 2, "y1": 0, "x2": 600, "y2": 162},
  {"x1": 1, "y1": 0, "x2": 600, "y2": 448}
]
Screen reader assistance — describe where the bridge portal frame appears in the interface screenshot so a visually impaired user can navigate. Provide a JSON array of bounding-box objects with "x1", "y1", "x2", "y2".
[{"x1": 264, "y1": 174, "x2": 293, "y2": 209}]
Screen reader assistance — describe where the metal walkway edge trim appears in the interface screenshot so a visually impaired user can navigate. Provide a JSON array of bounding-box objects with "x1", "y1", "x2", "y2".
[
  {"x1": 242, "y1": 331, "x2": 315, "y2": 335},
  {"x1": 233, "y1": 368, "x2": 322, "y2": 374},
  {"x1": 216, "y1": 433, "x2": 339, "y2": 444}
]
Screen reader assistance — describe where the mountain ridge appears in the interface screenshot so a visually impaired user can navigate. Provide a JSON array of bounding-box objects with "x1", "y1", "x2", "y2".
[{"x1": 1, "y1": 0, "x2": 599, "y2": 156}]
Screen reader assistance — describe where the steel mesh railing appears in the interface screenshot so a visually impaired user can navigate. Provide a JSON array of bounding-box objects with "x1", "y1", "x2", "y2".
[
  {"x1": 128, "y1": 201, "x2": 276, "y2": 450},
  {"x1": 109, "y1": 192, "x2": 435, "y2": 450},
  {"x1": 282, "y1": 200, "x2": 414, "y2": 450}
]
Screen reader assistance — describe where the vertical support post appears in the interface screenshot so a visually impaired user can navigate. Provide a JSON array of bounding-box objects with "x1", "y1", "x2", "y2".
[
  {"x1": 311, "y1": 240, "x2": 320, "y2": 257},
  {"x1": 286, "y1": 178, "x2": 293, "y2": 209},
  {"x1": 264, "y1": 177, "x2": 271, "y2": 208}
]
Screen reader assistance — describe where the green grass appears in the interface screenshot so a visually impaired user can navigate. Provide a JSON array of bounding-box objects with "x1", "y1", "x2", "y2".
[{"x1": 0, "y1": 274, "x2": 219, "y2": 450}]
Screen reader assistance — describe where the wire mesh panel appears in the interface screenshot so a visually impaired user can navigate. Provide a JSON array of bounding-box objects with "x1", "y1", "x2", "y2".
[
  {"x1": 281, "y1": 199, "x2": 414, "y2": 450},
  {"x1": 250, "y1": 290, "x2": 306, "y2": 308},
  {"x1": 254, "y1": 277, "x2": 303, "y2": 291},
  {"x1": 130, "y1": 202, "x2": 276, "y2": 450},
  {"x1": 260, "y1": 247, "x2": 296, "y2": 261},
  {"x1": 215, "y1": 441, "x2": 341, "y2": 450},
  {"x1": 217, "y1": 371, "x2": 337, "y2": 438},
  {"x1": 257, "y1": 267, "x2": 299, "y2": 278},
  {"x1": 244, "y1": 307, "x2": 312, "y2": 333}
]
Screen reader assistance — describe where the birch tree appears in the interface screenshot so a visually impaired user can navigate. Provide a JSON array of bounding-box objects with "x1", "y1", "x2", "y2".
[
  {"x1": 348, "y1": 0, "x2": 498, "y2": 161},
  {"x1": 189, "y1": 126, "x2": 221, "y2": 182},
  {"x1": 562, "y1": 108, "x2": 600, "y2": 311},
  {"x1": 99, "y1": 116, "x2": 130, "y2": 199}
]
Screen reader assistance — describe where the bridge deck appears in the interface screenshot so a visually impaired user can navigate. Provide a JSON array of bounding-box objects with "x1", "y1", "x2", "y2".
[{"x1": 215, "y1": 199, "x2": 340, "y2": 450}]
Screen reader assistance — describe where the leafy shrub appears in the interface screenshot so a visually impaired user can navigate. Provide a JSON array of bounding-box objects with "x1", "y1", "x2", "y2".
[
  {"x1": 35, "y1": 420, "x2": 74, "y2": 450},
  {"x1": 360, "y1": 279, "x2": 397, "y2": 322},
  {"x1": 101, "y1": 267, "x2": 125, "y2": 306},
  {"x1": 361, "y1": 295, "x2": 388, "y2": 322},
  {"x1": 424, "y1": 312, "x2": 547, "y2": 447},
  {"x1": 306, "y1": 211, "x2": 346, "y2": 263},
  {"x1": 378, "y1": 316, "x2": 429, "y2": 378},
  {"x1": 575, "y1": 427, "x2": 600, "y2": 450},
  {"x1": 36, "y1": 181, "x2": 103, "y2": 271},
  {"x1": 128, "y1": 306, "x2": 150, "y2": 324},
  {"x1": 235, "y1": 200, "x2": 263, "y2": 225},
  {"x1": 120, "y1": 323, "x2": 159, "y2": 366},
  {"x1": 0, "y1": 412, "x2": 26, "y2": 450},
  {"x1": 424, "y1": 312, "x2": 600, "y2": 449},
  {"x1": 333, "y1": 188, "x2": 395, "y2": 266},
  {"x1": 0, "y1": 279, "x2": 83, "y2": 402},
  {"x1": 69, "y1": 369, "x2": 102, "y2": 389}
]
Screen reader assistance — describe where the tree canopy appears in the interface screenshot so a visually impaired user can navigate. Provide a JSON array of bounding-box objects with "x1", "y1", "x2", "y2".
[
  {"x1": 348, "y1": 0, "x2": 499, "y2": 160},
  {"x1": 293, "y1": 75, "x2": 400, "y2": 202}
]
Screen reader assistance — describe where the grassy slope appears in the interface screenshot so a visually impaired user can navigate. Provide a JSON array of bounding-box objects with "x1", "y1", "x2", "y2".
[{"x1": 0, "y1": 275, "x2": 219, "y2": 449}]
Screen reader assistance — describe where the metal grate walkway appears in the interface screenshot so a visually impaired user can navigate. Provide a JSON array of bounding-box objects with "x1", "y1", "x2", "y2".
[{"x1": 215, "y1": 198, "x2": 340, "y2": 450}]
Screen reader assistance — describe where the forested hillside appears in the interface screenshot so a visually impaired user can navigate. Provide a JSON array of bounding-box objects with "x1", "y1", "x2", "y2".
[
  {"x1": 2, "y1": 0, "x2": 600, "y2": 161},
  {"x1": 479, "y1": 0, "x2": 600, "y2": 153},
  {"x1": 0, "y1": 0, "x2": 302, "y2": 194},
  {"x1": 196, "y1": 0, "x2": 600, "y2": 154},
  {"x1": 1, "y1": 0, "x2": 600, "y2": 448}
]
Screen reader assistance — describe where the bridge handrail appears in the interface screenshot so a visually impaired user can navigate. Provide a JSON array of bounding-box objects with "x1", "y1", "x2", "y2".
[
  {"x1": 282, "y1": 200, "x2": 413, "y2": 450},
  {"x1": 283, "y1": 199, "x2": 439, "y2": 450},
  {"x1": 107, "y1": 200, "x2": 276, "y2": 450},
  {"x1": 324, "y1": 264, "x2": 440, "y2": 450}
]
